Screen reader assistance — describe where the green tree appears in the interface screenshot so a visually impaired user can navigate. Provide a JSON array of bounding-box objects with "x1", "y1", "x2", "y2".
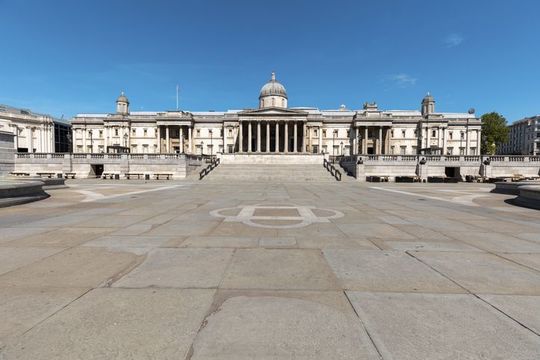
[{"x1": 481, "y1": 112, "x2": 509, "y2": 155}]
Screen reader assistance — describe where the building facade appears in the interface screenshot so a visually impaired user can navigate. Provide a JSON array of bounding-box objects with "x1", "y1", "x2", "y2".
[
  {"x1": 71, "y1": 73, "x2": 481, "y2": 156},
  {"x1": 499, "y1": 116, "x2": 540, "y2": 155},
  {"x1": 0, "y1": 104, "x2": 71, "y2": 153}
]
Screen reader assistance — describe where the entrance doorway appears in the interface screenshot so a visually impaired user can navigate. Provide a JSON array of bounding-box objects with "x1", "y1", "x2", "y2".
[
  {"x1": 445, "y1": 167, "x2": 460, "y2": 179},
  {"x1": 90, "y1": 164, "x2": 104, "y2": 178}
]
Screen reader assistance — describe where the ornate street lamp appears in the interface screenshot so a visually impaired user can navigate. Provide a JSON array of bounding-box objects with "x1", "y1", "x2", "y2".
[
  {"x1": 89, "y1": 130, "x2": 93, "y2": 153},
  {"x1": 209, "y1": 129, "x2": 213, "y2": 157},
  {"x1": 333, "y1": 130, "x2": 337, "y2": 159}
]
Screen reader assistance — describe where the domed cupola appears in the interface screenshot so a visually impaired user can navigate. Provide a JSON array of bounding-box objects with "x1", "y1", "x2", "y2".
[
  {"x1": 259, "y1": 72, "x2": 288, "y2": 109},
  {"x1": 421, "y1": 92, "x2": 435, "y2": 116},
  {"x1": 116, "y1": 91, "x2": 130, "y2": 115}
]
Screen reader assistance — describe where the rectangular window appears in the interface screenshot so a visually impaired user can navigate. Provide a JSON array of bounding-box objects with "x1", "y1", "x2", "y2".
[
  {"x1": 99, "y1": 130, "x2": 103, "y2": 138},
  {"x1": 432, "y1": 130, "x2": 436, "y2": 137},
  {"x1": 391, "y1": 130, "x2": 394, "y2": 137},
  {"x1": 143, "y1": 128, "x2": 148, "y2": 136},
  {"x1": 196, "y1": 129, "x2": 201, "y2": 136},
  {"x1": 402, "y1": 130, "x2": 406, "y2": 138},
  {"x1": 411, "y1": 146, "x2": 417, "y2": 154},
  {"x1": 132, "y1": 128, "x2": 136, "y2": 135},
  {"x1": 400, "y1": 146, "x2": 406, "y2": 155},
  {"x1": 447, "y1": 147, "x2": 453, "y2": 155},
  {"x1": 449, "y1": 131, "x2": 453, "y2": 140},
  {"x1": 322, "y1": 130, "x2": 327, "y2": 137},
  {"x1": 115, "y1": 129, "x2": 119, "y2": 136}
]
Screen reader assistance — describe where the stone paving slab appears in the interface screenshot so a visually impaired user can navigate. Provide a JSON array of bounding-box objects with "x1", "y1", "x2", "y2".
[
  {"x1": 190, "y1": 295, "x2": 380, "y2": 360},
  {"x1": 0, "y1": 227, "x2": 51, "y2": 244},
  {"x1": 413, "y1": 251, "x2": 540, "y2": 294},
  {"x1": 499, "y1": 253, "x2": 540, "y2": 272},
  {"x1": 0, "y1": 288, "x2": 215, "y2": 360},
  {"x1": 180, "y1": 235, "x2": 258, "y2": 248},
  {"x1": 113, "y1": 248, "x2": 234, "y2": 288},
  {"x1": 83, "y1": 235, "x2": 178, "y2": 249},
  {"x1": 2, "y1": 227, "x2": 117, "y2": 248},
  {"x1": 447, "y1": 231, "x2": 540, "y2": 253},
  {"x1": 0, "y1": 247, "x2": 142, "y2": 288},
  {"x1": 479, "y1": 294, "x2": 540, "y2": 335},
  {"x1": 220, "y1": 248, "x2": 340, "y2": 290},
  {"x1": 347, "y1": 292, "x2": 540, "y2": 360},
  {"x1": 324, "y1": 250, "x2": 464, "y2": 293},
  {"x1": 0, "y1": 247, "x2": 64, "y2": 275},
  {"x1": 382, "y1": 240, "x2": 482, "y2": 252},
  {"x1": 0, "y1": 287, "x2": 87, "y2": 346}
]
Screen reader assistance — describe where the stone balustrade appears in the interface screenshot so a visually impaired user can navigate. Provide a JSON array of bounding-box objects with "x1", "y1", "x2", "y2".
[{"x1": 13, "y1": 153, "x2": 188, "y2": 179}]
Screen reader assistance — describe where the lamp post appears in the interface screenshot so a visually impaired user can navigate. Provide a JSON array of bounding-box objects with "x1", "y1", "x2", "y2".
[
  {"x1": 333, "y1": 130, "x2": 337, "y2": 159},
  {"x1": 89, "y1": 130, "x2": 93, "y2": 153},
  {"x1": 209, "y1": 129, "x2": 213, "y2": 157},
  {"x1": 340, "y1": 141, "x2": 344, "y2": 156},
  {"x1": 123, "y1": 133, "x2": 128, "y2": 151}
]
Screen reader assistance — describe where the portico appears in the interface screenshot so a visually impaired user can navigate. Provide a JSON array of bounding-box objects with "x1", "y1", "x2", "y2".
[{"x1": 238, "y1": 120, "x2": 307, "y2": 153}]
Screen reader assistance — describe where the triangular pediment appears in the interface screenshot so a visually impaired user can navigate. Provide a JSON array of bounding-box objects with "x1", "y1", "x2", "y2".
[{"x1": 239, "y1": 107, "x2": 307, "y2": 116}]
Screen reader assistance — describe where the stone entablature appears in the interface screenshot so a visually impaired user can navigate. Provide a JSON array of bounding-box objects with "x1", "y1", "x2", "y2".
[{"x1": 70, "y1": 73, "x2": 481, "y2": 156}]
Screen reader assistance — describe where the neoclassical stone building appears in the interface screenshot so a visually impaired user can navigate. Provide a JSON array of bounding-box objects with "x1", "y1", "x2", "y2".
[
  {"x1": 0, "y1": 104, "x2": 70, "y2": 153},
  {"x1": 71, "y1": 73, "x2": 481, "y2": 156}
]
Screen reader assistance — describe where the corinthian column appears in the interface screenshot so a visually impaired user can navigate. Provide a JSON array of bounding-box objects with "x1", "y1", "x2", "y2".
[
  {"x1": 302, "y1": 122, "x2": 307, "y2": 153},
  {"x1": 284, "y1": 122, "x2": 288, "y2": 153},
  {"x1": 238, "y1": 122, "x2": 243, "y2": 152},
  {"x1": 248, "y1": 122, "x2": 252, "y2": 153},
  {"x1": 293, "y1": 122, "x2": 298, "y2": 153},
  {"x1": 275, "y1": 122, "x2": 279, "y2": 152},
  {"x1": 257, "y1": 121, "x2": 261, "y2": 152},
  {"x1": 266, "y1": 122, "x2": 270, "y2": 152}
]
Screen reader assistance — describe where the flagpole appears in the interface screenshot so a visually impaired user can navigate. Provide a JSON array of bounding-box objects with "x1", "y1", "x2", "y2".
[{"x1": 176, "y1": 85, "x2": 179, "y2": 110}]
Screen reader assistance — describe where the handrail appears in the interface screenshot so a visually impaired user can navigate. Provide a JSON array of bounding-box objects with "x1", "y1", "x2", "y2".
[
  {"x1": 199, "y1": 157, "x2": 220, "y2": 180},
  {"x1": 323, "y1": 159, "x2": 341, "y2": 181}
]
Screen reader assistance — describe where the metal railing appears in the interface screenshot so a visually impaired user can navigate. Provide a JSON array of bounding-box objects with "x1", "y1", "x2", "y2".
[
  {"x1": 323, "y1": 158, "x2": 342, "y2": 181},
  {"x1": 199, "y1": 157, "x2": 220, "y2": 180}
]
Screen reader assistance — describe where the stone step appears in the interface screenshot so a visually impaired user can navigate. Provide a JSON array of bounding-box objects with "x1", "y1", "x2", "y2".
[{"x1": 204, "y1": 164, "x2": 339, "y2": 182}]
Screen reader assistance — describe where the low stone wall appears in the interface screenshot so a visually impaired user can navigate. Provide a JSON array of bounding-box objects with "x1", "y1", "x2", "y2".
[
  {"x1": 14, "y1": 153, "x2": 188, "y2": 179},
  {"x1": 0, "y1": 180, "x2": 49, "y2": 207},
  {"x1": 0, "y1": 131, "x2": 15, "y2": 177},
  {"x1": 339, "y1": 155, "x2": 540, "y2": 182},
  {"x1": 514, "y1": 185, "x2": 540, "y2": 210},
  {"x1": 219, "y1": 153, "x2": 326, "y2": 164},
  {"x1": 492, "y1": 181, "x2": 540, "y2": 195}
]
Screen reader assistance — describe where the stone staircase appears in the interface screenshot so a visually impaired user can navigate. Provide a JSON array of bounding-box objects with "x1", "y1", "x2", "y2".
[{"x1": 202, "y1": 164, "x2": 341, "y2": 182}]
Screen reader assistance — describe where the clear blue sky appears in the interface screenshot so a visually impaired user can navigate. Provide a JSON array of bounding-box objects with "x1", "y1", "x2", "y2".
[{"x1": 1, "y1": 0, "x2": 539, "y2": 122}]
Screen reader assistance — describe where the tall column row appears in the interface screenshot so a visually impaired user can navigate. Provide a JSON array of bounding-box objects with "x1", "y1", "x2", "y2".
[
  {"x1": 156, "y1": 125, "x2": 193, "y2": 154},
  {"x1": 238, "y1": 121, "x2": 307, "y2": 153}
]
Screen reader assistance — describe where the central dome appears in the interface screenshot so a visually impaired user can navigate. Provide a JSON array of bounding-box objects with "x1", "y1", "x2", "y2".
[
  {"x1": 259, "y1": 72, "x2": 288, "y2": 99},
  {"x1": 259, "y1": 72, "x2": 288, "y2": 109}
]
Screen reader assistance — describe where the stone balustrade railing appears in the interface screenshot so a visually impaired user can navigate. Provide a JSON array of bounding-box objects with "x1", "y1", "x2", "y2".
[
  {"x1": 340, "y1": 154, "x2": 540, "y2": 164},
  {"x1": 15, "y1": 153, "x2": 187, "y2": 161}
]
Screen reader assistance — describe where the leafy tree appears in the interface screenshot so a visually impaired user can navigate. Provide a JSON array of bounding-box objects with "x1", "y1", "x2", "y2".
[{"x1": 481, "y1": 112, "x2": 509, "y2": 155}]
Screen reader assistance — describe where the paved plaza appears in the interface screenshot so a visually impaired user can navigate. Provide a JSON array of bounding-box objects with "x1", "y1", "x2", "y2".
[{"x1": 1, "y1": 179, "x2": 540, "y2": 359}]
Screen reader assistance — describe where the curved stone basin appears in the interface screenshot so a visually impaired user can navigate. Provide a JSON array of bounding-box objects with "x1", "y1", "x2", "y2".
[{"x1": 0, "y1": 179, "x2": 49, "y2": 207}]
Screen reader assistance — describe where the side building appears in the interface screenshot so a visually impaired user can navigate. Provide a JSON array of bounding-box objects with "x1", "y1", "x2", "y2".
[
  {"x1": 0, "y1": 104, "x2": 71, "y2": 153},
  {"x1": 71, "y1": 73, "x2": 481, "y2": 156},
  {"x1": 499, "y1": 116, "x2": 540, "y2": 155}
]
